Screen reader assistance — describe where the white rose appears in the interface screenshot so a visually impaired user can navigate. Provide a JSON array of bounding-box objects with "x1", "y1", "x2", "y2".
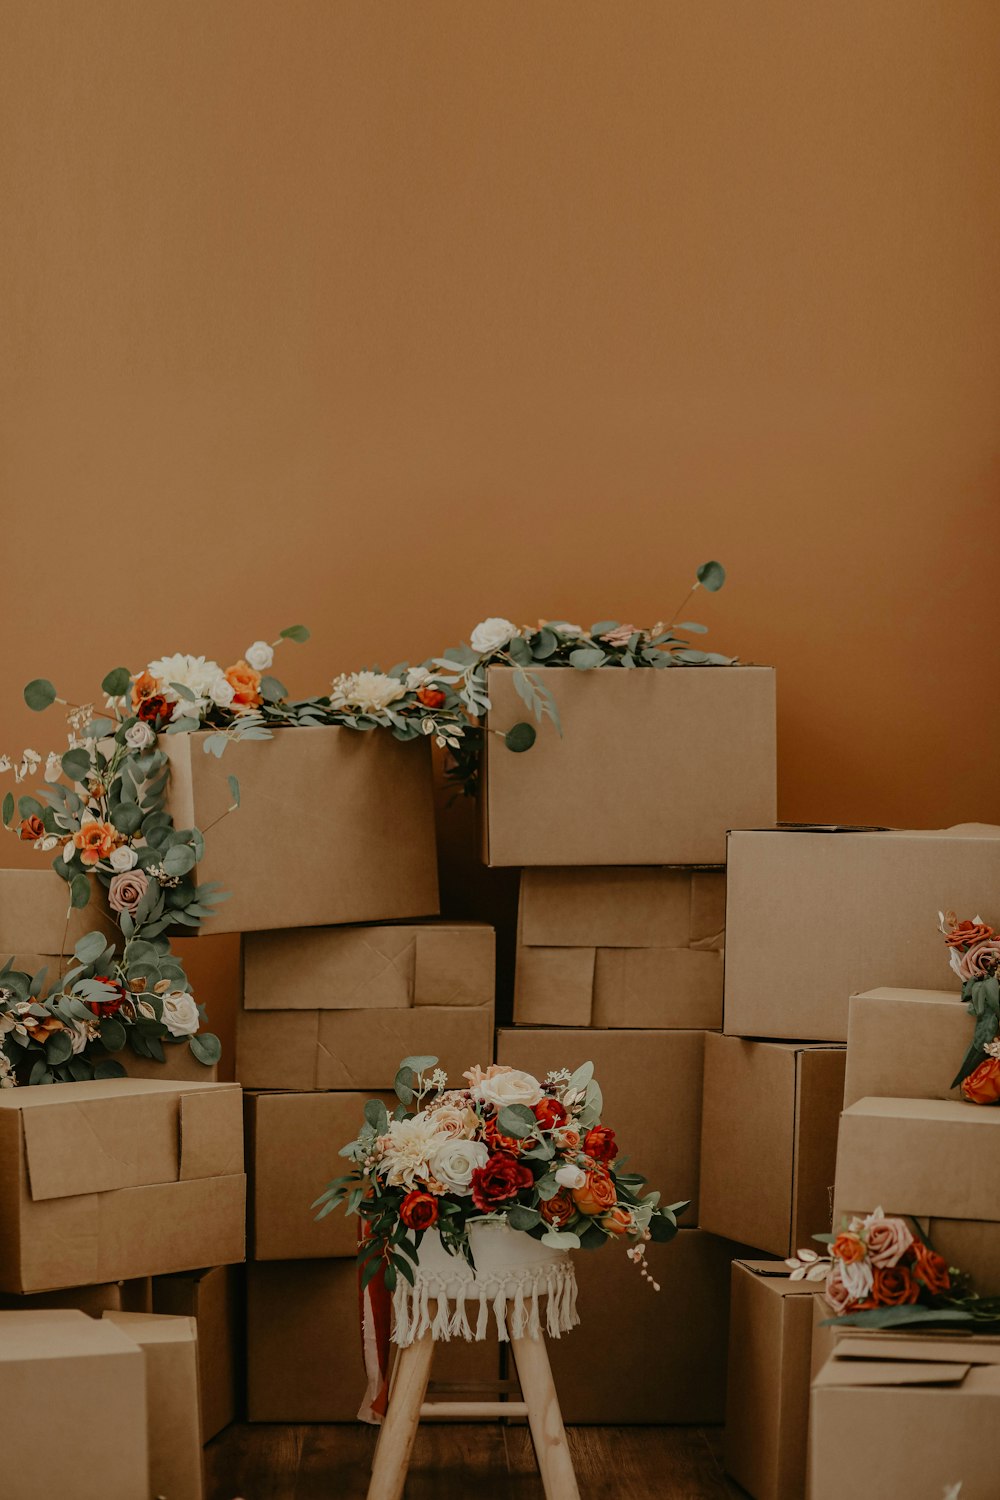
[
  {"x1": 330, "y1": 671, "x2": 407, "y2": 716},
  {"x1": 470, "y1": 618, "x2": 518, "y2": 656},
  {"x1": 429, "y1": 1138, "x2": 489, "y2": 1196},
  {"x1": 475, "y1": 1068, "x2": 544, "y2": 1111},
  {"x1": 109, "y1": 846, "x2": 138, "y2": 872},
  {"x1": 554, "y1": 1164, "x2": 586, "y2": 1189},
  {"x1": 125, "y1": 720, "x2": 155, "y2": 750},
  {"x1": 44, "y1": 752, "x2": 63, "y2": 783},
  {"x1": 65, "y1": 1019, "x2": 91, "y2": 1056},
  {"x1": 405, "y1": 666, "x2": 430, "y2": 690},
  {"x1": 161, "y1": 991, "x2": 200, "y2": 1038},
  {"x1": 208, "y1": 675, "x2": 235, "y2": 708},
  {"x1": 245, "y1": 641, "x2": 274, "y2": 672}
]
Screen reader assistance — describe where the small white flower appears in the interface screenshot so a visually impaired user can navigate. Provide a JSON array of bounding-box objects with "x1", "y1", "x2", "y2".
[
  {"x1": 554, "y1": 1164, "x2": 586, "y2": 1190},
  {"x1": 109, "y1": 846, "x2": 138, "y2": 872},
  {"x1": 44, "y1": 753, "x2": 62, "y2": 783},
  {"x1": 62, "y1": 841, "x2": 75, "y2": 863},
  {"x1": 161, "y1": 990, "x2": 201, "y2": 1037},
  {"x1": 209, "y1": 676, "x2": 235, "y2": 708},
  {"x1": 245, "y1": 641, "x2": 274, "y2": 672},
  {"x1": 125, "y1": 721, "x2": 155, "y2": 750},
  {"x1": 0, "y1": 756, "x2": 11, "y2": 774},
  {"x1": 470, "y1": 618, "x2": 518, "y2": 656},
  {"x1": 330, "y1": 671, "x2": 407, "y2": 716},
  {"x1": 405, "y1": 666, "x2": 431, "y2": 690},
  {"x1": 22, "y1": 749, "x2": 41, "y2": 769}
]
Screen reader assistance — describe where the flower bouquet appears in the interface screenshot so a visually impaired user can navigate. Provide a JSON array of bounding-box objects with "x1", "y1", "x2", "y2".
[
  {"x1": 786, "y1": 1208, "x2": 1000, "y2": 1331},
  {"x1": 939, "y1": 913, "x2": 1000, "y2": 1104}
]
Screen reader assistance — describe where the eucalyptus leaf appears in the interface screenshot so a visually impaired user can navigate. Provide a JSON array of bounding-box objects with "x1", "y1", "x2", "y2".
[
  {"x1": 24, "y1": 679, "x2": 57, "y2": 712},
  {"x1": 569, "y1": 647, "x2": 606, "y2": 670},
  {"x1": 280, "y1": 625, "x2": 311, "y2": 643},
  {"x1": 73, "y1": 930, "x2": 107, "y2": 965},
  {"x1": 504, "y1": 722, "x2": 536, "y2": 754},
  {"x1": 101, "y1": 667, "x2": 131, "y2": 697},
  {"x1": 189, "y1": 1032, "x2": 222, "y2": 1065},
  {"x1": 696, "y1": 560, "x2": 726, "y2": 591},
  {"x1": 70, "y1": 875, "x2": 91, "y2": 909},
  {"x1": 61, "y1": 748, "x2": 92, "y2": 784}
]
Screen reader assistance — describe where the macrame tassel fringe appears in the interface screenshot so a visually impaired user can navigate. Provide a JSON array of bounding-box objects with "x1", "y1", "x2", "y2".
[{"x1": 391, "y1": 1261, "x2": 579, "y2": 1347}]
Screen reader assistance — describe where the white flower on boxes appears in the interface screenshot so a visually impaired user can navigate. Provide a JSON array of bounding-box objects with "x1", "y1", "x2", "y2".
[
  {"x1": 470, "y1": 617, "x2": 518, "y2": 655},
  {"x1": 330, "y1": 671, "x2": 407, "y2": 717},
  {"x1": 161, "y1": 991, "x2": 201, "y2": 1038}
]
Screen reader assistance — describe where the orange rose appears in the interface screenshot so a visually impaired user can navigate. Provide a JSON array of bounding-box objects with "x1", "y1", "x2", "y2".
[
  {"x1": 572, "y1": 1168, "x2": 617, "y2": 1217},
  {"x1": 18, "y1": 816, "x2": 45, "y2": 843},
  {"x1": 22, "y1": 1013, "x2": 66, "y2": 1045},
  {"x1": 73, "y1": 821, "x2": 118, "y2": 866},
  {"x1": 416, "y1": 685, "x2": 446, "y2": 709},
  {"x1": 871, "y1": 1266, "x2": 920, "y2": 1306},
  {"x1": 532, "y1": 1097, "x2": 568, "y2": 1131},
  {"x1": 945, "y1": 919, "x2": 994, "y2": 948},
  {"x1": 600, "y1": 1206, "x2": 634, "y2": 1237},
  {"x1": 961, "y1": 1057, "x2": 1000, "y2": 1105},
  {"x1": 399, "y1": 1190, "x2": 438, "y2": 1231},
  {"x1": 131, "y1": 670, "x2": 162, "y2": 707},
  {"x1": 912, "y1": 1244, "x2": 951, "y2": 1296},
  {"x1": 832, "y1": 1232, "x2": 867, "y2": 1264},
  {"x1": 483, "y1": 1116, "x2": 530, "y2": 1155},
  {"x1": 539, "y1": 1189, "x2": 575, "y2": 1227},
  {"x1": 224, "y1": 660, "x2": 262, "y2": 708}
]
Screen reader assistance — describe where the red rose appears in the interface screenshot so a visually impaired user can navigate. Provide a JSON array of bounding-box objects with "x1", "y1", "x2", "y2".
[
  {"x1": 137, "y1": 694, "x2": 171, "y2": 725},
  {"x1": 399, "y1": 1191, "x2": 438, "y2": 1232},
  {"x1": 533, "y1": 1097, "x2": 567, "y2": 1131},
  {"x1": 871, "y1": 1266, "x2": 920, "y2": 1307},
  {"x1": 583, "y1": 1126, "x2": 618, "y2": 1163},
  {"x1": 483, "y1": 1116, "x2": 531, "y2": 1154},
  {"x1": 961, "y1": 1056, "x2": 1000, "y2": 1106},
  {"x1": 88, "y1": 977, "x2": 126, "y2": 1019},
  {"x1": 18, "y1": 816, "x2": 45, "y2": 843},
  {"x1": 416, "y1": 686, "x2": 446, "y2": 709},
  {"x1": 912, "y1": 1244, "x2": 951, "y2": 1296},
  {"x1": 470, "y1": 1152, "x2": 534, "y2": 1212}
]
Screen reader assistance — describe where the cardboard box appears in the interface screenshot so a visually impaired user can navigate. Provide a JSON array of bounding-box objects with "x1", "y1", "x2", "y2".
[
  {"x1": 105, "y1": 1310, "x2": 203, "y2": 1499},
  {"x1": 0, "y1": 1078, "x2": 246, "y2": 1292},
  {"x1": 548, "y1": 1229, "x2": 764, "y2": 1423},
  {"x1": 162, "y1": 725, "x2": 440, "y2": 933},
  {"x1": 246, "y1": 1090, "x2": 396, "y2": 1260},
  {"x1": 481, "y1": 665, "x2": 776, "y2": 867},
  {"x1": 724, "y1": 823, "x2": 1000, "y2": 1041},
  {"x1": 0, "y1": 867, "x2": 117, "y2": 959},
  {"x1": 810, "y1": 1333, "x2": 1000, "y2": 1500},
  {"x1": 513, "y1": 867, "x2": 725, "y2": 1028},
  {"x1": 834, "y1": 1096, "x2": 1000, "y2": 1293},
  {"x1": 153, "y1": 1266, "x2": 241, "y2": 1442},
  {"x1": 246, "y1": 1259, "x2": 499, "y2": 1421},
  {"x1": 236, "y1": 1002, "x2": 494, "y2": 1091},
  {"x1": 242, "y1": 920, "x2": 494, "y2": 1011},
  {"x1": 0, "y1": 1308, "x2": 148, "y2": 1500},
  {"x1": 725, "y1": 1260, "x2": 826, "y2": 1500},
  {"x1": 497, "y1": 1026, "x2": 706, "y2": 1218},
  {"x1": 119, "y1": 1044, "x2": 219, "y2": 1083},
  {"x1": 843, "y1": 987, "x2": 970, "y2": 1107},
  {"x1": 699, "y1": 1035, "x2": 845, "y2": 1256},
  {"x1": 0, "y1": 1277, "x2": 152, "y2": 1314}
]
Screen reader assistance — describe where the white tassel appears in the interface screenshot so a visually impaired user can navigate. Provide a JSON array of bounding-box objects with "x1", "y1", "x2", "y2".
[
  {"x1": 394, "y1": 1285, "x2": 411, "y2": 1346},
  {"x1": 528, "y1": 1283, "x2": 541, "y2": 1339},
  {"x1": 431, "y1": 1295, "x2": 452, "y2": 1341},
  {"x1": 493, "y1": 1287, "x2": 509, "y2": 1342},
  {"x1": 475, "y1": 1290, "x2": 489, "y2": 1340}
]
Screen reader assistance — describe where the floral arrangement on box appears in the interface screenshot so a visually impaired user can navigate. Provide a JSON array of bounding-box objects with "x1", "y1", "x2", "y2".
[
  {"x1": 314, "y1": 1055, "x2": 689, "y2": 1291},
  {"x1": 939, "y1": 912, "x2": 1000, "y2": 1104},
  {"x1": 784, "y1": 1208, "x2": 1000, "y2": 1330}
]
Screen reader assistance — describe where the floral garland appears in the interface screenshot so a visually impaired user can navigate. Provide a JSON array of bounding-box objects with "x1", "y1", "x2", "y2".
[
  {"x1": 786, "y1": 1208, "x2": 1000, "y2": 1331},
  {"x1": 314, "y1": 1056, "x2": 689, "y2": 1294},
  {"x1": 938, "y1": 912, "x2": 1000, "y2": 1104}
]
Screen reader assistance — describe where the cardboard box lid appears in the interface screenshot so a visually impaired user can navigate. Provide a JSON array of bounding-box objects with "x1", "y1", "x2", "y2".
[
  {"x1": 732, "y1": 1259, "x2": 825, "y2": 1299},
  {"x1": 815, "y1": 1334, "x2": 1000, "y2": 1390},
  {"x1": 103, "y1": 1309, "x2": 199, "y2": 1345},
  {"x1": 519, "y1": 867, "x2": 725, "y2": 949},
  {"x1": 0, "y1": 1307, "x2": 144, "y2": 1362}
]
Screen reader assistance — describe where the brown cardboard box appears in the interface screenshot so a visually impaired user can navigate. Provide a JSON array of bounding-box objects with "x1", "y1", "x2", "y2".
[
  {"x1": 0, "y1": 867, "x2": 117, "y2": 958},
  {"x1": 236, "y1": 1002, "x2": 494, "y2": 1091},
  {"x1": 513, "y1": 867, "x2": 725, "y2": 1028},
  {"x1": 725, "y1": 1260, "x2": 826, "y2": 1500},
  {"x1": 162, "y1": 726, "x2": 439, "y2": 933},
  {"x1": 153, "y1": 1266, "x2": 241, "y2": 1442},
  {"x1": 724, "y1": 823, "x2": 1000, "y2": 1041},
  {"x1": 246, "y1": 1259, "x2": 499, "y2": 1421},
  {"x1": 699, "y1": 1035, "x2": 845, "y2": 1256},
  {"x1": 242, "y1": 921, "x2": 494, "y2": 1010},
  {"x1": 834, "y1": 1096, "x2": 1000, "y2": 1292},
  {"x1": 843, "y1": 987, "x2": 970, "y2": 1107},
  {"x1": 246, "y1": 1089, "x2": 395, "y2": 1259},
  {"x1": 0, "y1": 1078, "x2": 246, "y2": 1292},
  {"x1": 809, "y1": 1334, "x2": 1000, "y2": 1500},
  {"x1": 549, "y1": 1229, "x2": 764, "y2": 1423},
  {"x1": 0, "y1": 1277, "x2": 152, "y2": 1314},
  {"x1": 481, "y1": 665, "x2": 777, "y2": 867},
  {"x1": 0, "y1": 1309, "x2": 148, "y2": 1500},
  {"x1": 105, "y1": 1310, "x2": 203, "y2": 1499},
  {"x1": 497, "y1": 1026, "x2": 706, "y2": 1218},
  {"x1": 119, "y1": 1044, "x2": 219, "y2": 1083}
]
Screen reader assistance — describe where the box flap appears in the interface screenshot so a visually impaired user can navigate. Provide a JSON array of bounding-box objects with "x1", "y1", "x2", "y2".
[
  {"x1": 816, "y1": 1357, "x2": 970, "y2": 1388},
  {"x1": 22, "y1": 1090, "x2": 181, "y2": 1201},
  {"x1": 413, "y1": 925, "x2": 495, "y2": 1007},
  {"x1": 520, "y1": 867, "x2": 710, "y2": 949},
  {"x1": 103, "y1": 1310, "x2": 198, "y2": 1346},
  {"x1": 834, "y1": 1334, "x2": 1000, "y2": 1366},
  {"x1": 0, "y1": 1308, "x2": 143, "y2": 1362},
  {"x1": 179, "y1": 1087, "x2": 244, "y2": 1180}
]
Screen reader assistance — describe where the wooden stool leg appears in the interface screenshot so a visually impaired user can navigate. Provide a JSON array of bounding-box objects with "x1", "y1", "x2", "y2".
[
  {"x1": 366, "y1": 1334, "x2": 434, "y2": 1500},
  {"x1": 510, "y1": 1335, "x2": 581, "y2": 1500}
]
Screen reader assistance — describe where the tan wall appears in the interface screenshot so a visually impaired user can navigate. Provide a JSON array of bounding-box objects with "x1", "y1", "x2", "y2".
[{"x1": 3, "y1": 2, "x2": 1000, "y2": 1066}]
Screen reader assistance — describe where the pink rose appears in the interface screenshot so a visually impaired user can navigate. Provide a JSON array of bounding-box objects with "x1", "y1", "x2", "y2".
[
  {"x1": 953, "y1": 939, "x2": 1000, "y2": 982},
  {"x1": 600, "y1": 623, "x2": 637, "y2": 647},
  {"x1": 108, "y1": 869, "x2": 149, "y2": 915},
  {"x1": 861, "y1": 1214, "x2": 914, "y2": 1268},
  {"x1": 824, "y1": 1263, "x2": 854, "y2": 1315}
]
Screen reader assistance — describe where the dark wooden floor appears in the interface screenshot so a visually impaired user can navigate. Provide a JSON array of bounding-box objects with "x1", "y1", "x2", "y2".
[{"x1": 206, "y1": 1423, "x2": 751, "y2": 1499}]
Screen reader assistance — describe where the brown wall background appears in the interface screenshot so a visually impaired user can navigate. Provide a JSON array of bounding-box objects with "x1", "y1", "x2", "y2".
[{"x1": 3, "y1": 2, "x2": 1000, "y2": 1067}]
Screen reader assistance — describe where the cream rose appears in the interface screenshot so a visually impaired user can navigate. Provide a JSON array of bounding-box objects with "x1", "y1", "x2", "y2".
[
  {"x1": 245, "y1": 640, "x2": 274, "y2": 672},
  {"x1": 124, "y1": 720, "x2": 156, "y2": 750},
  {"x1": 330, "y1": 671, "x2": 407, "y2": 716},
  {"x1": 429, "y1": 1138, "x2": 489, "y2": 1195},
  {"x1": 425, "y1": 1102, "x2": 478, "y2": 1138},
  {"x1": 473, "y1": 1066, "x2": 543, "y2": 1111},
  {"x1": 470, "y1": 617, "x2": 517, "y2": 656},
  {"x1": 952, "y1": 939, "x2": 1000, "y2": 983},
  {"x1": 109, "y1": 845, "x2": 138, "y2": 873},
  {"x1": 554, "y1": 1164, "x2": 586, "y2": 1189},
  {"x1": 161, "y1": 991, "x2": 200, "y2": 1037},
  {"x1": 859, "y1": 1211, "x2": 914, "y2": 1268}
]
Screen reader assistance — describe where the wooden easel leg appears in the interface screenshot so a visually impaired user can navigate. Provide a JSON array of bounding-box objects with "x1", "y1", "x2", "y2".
[
  {"x1": 510, "y1": 1335, "x2": 581, "y2": 1500},
  {"x1": 366, "y1": 1334, "x2": 435, "y2": 1500}
]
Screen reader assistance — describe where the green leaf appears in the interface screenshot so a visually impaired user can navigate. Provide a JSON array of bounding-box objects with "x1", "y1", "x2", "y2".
[
  {"x1": 70, "y1": 875, "x2": 92, "y2": 910},
  {"x1": 507, "y1": 1206, "x2": 542, "y2": 1231},
  {"x1": 676, "y1": 621, "x2": 708, "y2": 634},
  {"x1": 504, "y1": 722, "x2": 536, "y2": 754},
  {"x1": 100, "y1": 1016, "x2": 126, "y2": 1052},
  {"x1": 260, "y1": 677, "x2": 286, "y2": 704},
  {"x1": 1, "y1": 793, "x2": 13, "y2": 828},
  {"x1": 168, "y1": 681, "x2": 197, "y2": 702},
  {"x1": 360, "y1": 1256, "x2": 383, "y2": 1292},
  {"x1": 507, "y1": 636, "x2": 533, "y2": 667},
  {"x1": 61, "y1": 748, "x2": 92, "y2": 784},
  {"x1": 189, "y1": 1032, "x2": 222, "y2": 1065},
  {"x1": 162, "y1": 845, "x2": 197, "y2": 877},
  {"x1": 589, "y1": 621, "x2": 619, "y2": 636},
  {"x1": 497, "y1": 1104, "x2": 537, "y2": 1138},
  {"x1": 540, "y1": 1229, "x2": 581, "y2": 1250},
  {"x1": 569, "y1": 647, "x2": 606, "y2": 670},
  {"x1": 696, "y1": 560, "x2": 726, "y2": 592},
  {"x1": 394, "y1": 1067, "x2": 415, "y2": 1107},
  {"x1": 532, "y1": 628, "x2": 558, "y2": 660},
  {"x1": 28, "y1": 1059, "x2": 53, "y2": 1085},
  {"x1": 280, "y1": 625, "x2": 311, "y2": 643},
  {"x1": 94, "y1": 1059, "x2": 127, "y2": 1080},
  {"x1": 24, "y1": 679, "x2": 57, "y2": 712},
  {"x1": 165, "y1": 717, "x2": 201, "y2": 734},
  {"x1": 101, "y1": 667, "x2": 131, "y2": 697},
  {"x1": 364, "y1": 1099, "x2": 390, "y2": 1134},
  {"x1": 227, "y1": 774, "x2": 241, "y2": 808},
  {"x1": 566, "y1": 1061, "x2": 594, "y2": 1094},
  {"x1": 17, "y1": 795, "x2": 44, "y2": 821},
  {"x1": 45, "y1": 1030, "x2": 74, "y2": 1065},
  {"x1": 111, "y1": 803, "x2": 143, "y2": 836},
  {"x1": 73, "y1": 935, "x2": 109, "y2": 975},
  {"x1": 672, "y1": 649, "x2": 710, "y2": 665},
  {"x1": 399, "y1": 1055, "x2": 438, "y2": 1074}
]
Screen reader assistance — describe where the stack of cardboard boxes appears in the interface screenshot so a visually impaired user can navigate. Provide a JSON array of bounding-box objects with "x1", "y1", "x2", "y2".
[{"x1": 486, "y1": 663, "x2": 779, "y2": 1421}]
